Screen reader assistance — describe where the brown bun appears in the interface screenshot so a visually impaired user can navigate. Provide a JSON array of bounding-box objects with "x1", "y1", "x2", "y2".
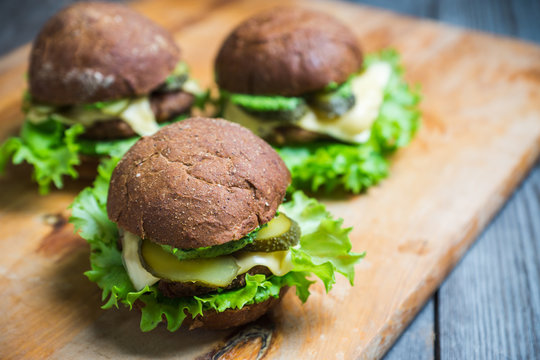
[
  {"x1": 183, "y1": 287, "x2": 288, "y2": 330},
  {"x1": 215, "y1": 7, "x2": 363, "y2": 96},
  {"x1": 29, "y1": 2, "x2": 180, "y2": 105},
  {"x1": 107, "y1": 117, "x2": 290, "y2": 249}
]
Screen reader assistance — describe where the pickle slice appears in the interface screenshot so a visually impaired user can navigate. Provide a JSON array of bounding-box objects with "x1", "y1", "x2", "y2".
[
  {"x1": 156, "y1": 61, "x2": 190, "y2": 92},
  {"x1": 243, "y1": 213, "x2": 301, "y2": 252},
  {"x1": 308, "y1": 79, "x2": 356, "y2": 119},
  {"x1": 140, "y1": 239, "x2": 240, "y2": 287},
  {"x1": 240, "y1": 102, "x2": 308, "y2": 123},
  {"x1": 308, "y1": 91, "x2": 356, "y2": 119}
]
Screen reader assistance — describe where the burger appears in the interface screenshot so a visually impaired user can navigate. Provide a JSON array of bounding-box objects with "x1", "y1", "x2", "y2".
[
  {"x1": 70, "y1": 117, "x2": 363, "y2": 331},
  {"x1": 215, "y1": 7, "x2": 421, "y2": 193},
  {"x1": 0, "y1": 2, "x2": 204, "y2": 194}
]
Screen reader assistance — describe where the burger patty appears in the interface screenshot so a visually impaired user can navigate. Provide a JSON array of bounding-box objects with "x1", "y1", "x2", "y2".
[
  {"x1": 266, "y1": 125, "x2": 327, "y2": 146},
  {"x1": 150, "y1": 91, "x2": 195, "y2": 122},
  {"x1": 158, "y1": 265, "x2": 272, "y2": 298},
  {"x1": 81, "y1": 90, "x2": 195, "y2": 140}
]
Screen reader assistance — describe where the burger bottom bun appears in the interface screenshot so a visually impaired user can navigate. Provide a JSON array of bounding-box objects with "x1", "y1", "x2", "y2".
[
  {"x1": 81, "y1": 90, "x2": 195, "y2": 140},
  {"x1": 183, "y1": 287, "x2": 289, "y2": 330}
]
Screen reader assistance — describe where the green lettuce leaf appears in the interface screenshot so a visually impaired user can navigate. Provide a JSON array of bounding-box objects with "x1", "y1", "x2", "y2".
[
  {"x1": 322, "y1": 76, "x2": 354, "y2": 98},
  {"x1": 278, "y1": 140, "x2": 389, "y2": 194},
  {"x1": 228, "y1": 93, "x2": 304, "y2": 112},
  {"x1": 0, "y1": 111, "x2": 191, "y2": 194},
  {"x1": 0, "y1": 120, "x2": 84, "y2": 194},
  {"x1": 70, "y1": 157, "x2": 363, "y2": 332},
  {"x1": 278, "y1": 49, "x2": 421, "y2": 193},
  {"x1": 77, "y1": 137, "x2": 139, "y2": 158}
]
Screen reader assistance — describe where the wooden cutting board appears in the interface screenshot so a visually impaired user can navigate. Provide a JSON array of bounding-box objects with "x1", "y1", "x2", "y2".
[{"x1": 1, "y1": 0, "x2": 539, "y2": 358}]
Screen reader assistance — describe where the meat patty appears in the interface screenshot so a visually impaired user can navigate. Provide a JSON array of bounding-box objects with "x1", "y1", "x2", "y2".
[
  {"x1": 266, "y1": 125, "x2": 325, "y2": 145},
  {"x1": 81, "y1": 90, "x2": 195, "y2": 140},
  {"x1": 150, "y1": 91, "x2": 195, "y2": 122},
  {"x1": 158, "y1": 265, "x2": 272, "y2": 298}
]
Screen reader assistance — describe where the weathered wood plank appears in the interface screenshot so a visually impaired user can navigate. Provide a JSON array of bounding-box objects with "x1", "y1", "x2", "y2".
[
  {"x1": 435, "y1": 0, "x2": 517, "y2": 37},
  {"x1": 350, "y1": 0, "x2": 438, "y2": 18},
  {"x1": 0, "y1": 0, "x2": 126, "y2": 55},
  {"x1": 353, "y1": 0, "x2": 540, "y2": 44},
  {"x1": 510, "y1": 0, "x2": 540, "y2": 43},
  {"x1": 384, "y1": 300, "x2": 435, "y2": 360},
  {"x1": 438, "y1": 161, "x2": 540, "y2": 359}
]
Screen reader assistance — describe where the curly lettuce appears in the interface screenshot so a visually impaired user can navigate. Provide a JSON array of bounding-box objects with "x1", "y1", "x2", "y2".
[
  {"x1": 0, "y1": 119, "x2": 138, "y2": 194},
  {"x1": 278, "y1": 49, "x2": 421, "y2": 193},
  {"x1": 0, "y1": 111, "x2": 194, "y2": 194},
  {"x1": 70, "y1": 157, "x2": 364, "y2": 332},
  {"x1": 0, "y1": 120, "x2": 84, "y2": 194}
]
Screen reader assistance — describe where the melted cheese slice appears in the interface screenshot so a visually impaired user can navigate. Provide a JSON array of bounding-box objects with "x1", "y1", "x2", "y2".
[
  {"x1": 223, "y1": 100, "x2": 280, "y2": 138},
  {"x1": 26, "y1": 97, "x2": 159, "y2": 137},
  {"x1": 122, "y1": 231, "x2": 160, "y2": 291},
  {"x1": 117, "y1": 98, "x2": 159, "y2": 136},
  {"x1": 223, "y1": 62, "x2": 392, "y2": 144},
  {"x1": 122, "y1": 231, "x2": 294, "y2": 291},
  {"x1": 235, "y1": 250, "x2": 293, "y2": 276}
]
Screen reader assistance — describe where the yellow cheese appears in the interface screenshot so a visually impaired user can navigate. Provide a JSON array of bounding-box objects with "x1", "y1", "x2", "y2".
[
  {"x1": 235, "y1": 250, "x2": 293, "y2": 276},
  {"x1": 26, "y1": 97, "x2": 159, "y2": 137},
  {"x1": 122, "y1": 231, "x2": 159, "y2": 291},
  {"x1": 122, "y1": 231, "x2": 294, "y2": 291},
  {"x1": 223, "y1": 100, "x2": 280, "y2": 138},
  {"x1": 117, "y1": 98, "x2": 159, "y2": 136},
  {"x1": 223, "y1": 62, "x2": 392, "y2": 144},
  {"x1": 181, "y1": 79, "x2": 203, "y2": 95}
]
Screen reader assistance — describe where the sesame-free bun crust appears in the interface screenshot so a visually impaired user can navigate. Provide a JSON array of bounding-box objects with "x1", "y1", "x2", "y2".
[
  {"x1": 215, "y1": 7, "x2": 363, "y2": 96},
  {"x1": 107, "y1": 117, "x2": 290, "y2": 249},
  {"x1": 29, "y1": 2, "x2": 180, "y2": 105}
]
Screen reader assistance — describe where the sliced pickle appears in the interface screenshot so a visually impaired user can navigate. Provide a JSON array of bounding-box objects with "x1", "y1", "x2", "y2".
[
  {"x1": 156, "y1": 61, "x2": 190, "y2": 92},
  {"x1": 240, "y1": 102, "x2": 308, "y2": 123},
  {"x1": 158, "y1": 73, "x2": 188, "y2": 92},
  {"x1": 243, "y1": 213, "x2": 301, "y2": 252},
  {"x1": 308, "y1": 80, "x2": 356, "y2": 119},
  {"x1": 140, "y1": 239, "x2": 240, "y2": 287},
  {"x1": 308, "y1": 91, "x2": 356, "y2": 119}
]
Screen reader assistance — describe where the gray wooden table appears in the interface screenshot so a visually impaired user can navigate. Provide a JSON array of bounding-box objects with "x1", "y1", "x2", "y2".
[{"x1": 1, "y1": 0, "x2": 539, "y2": 358}]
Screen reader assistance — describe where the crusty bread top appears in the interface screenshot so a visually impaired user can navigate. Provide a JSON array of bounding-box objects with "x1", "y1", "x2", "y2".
[
  {"x1": 107, "y1": 117, "x2": 291, "y2": 249},
  {"x1": 215, "y1": 7, "x2": 363, "y2": 96},
  {"x1": 29, "y1": 2, "x2": 180, "y2": 105}
]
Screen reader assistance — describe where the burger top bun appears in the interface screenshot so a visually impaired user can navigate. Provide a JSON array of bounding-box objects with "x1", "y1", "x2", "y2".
[
  {"x1": 215, "y1": 7, "x2": 363, "y2": 96},
  {"x1": 29, "y1": 2, "x2": 180, "y2": 106},
  {"x1": 107, "y1": 117, "x2": 291, "y2": 249}
]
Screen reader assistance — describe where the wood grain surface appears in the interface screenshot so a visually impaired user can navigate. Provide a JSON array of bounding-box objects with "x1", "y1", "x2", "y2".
[
  {"x1": 438, "y1": 162, "x2": 540, "y2": 359},
  {"x1": 1, "y1": 0, "x2": 540, "y2": 359}
]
